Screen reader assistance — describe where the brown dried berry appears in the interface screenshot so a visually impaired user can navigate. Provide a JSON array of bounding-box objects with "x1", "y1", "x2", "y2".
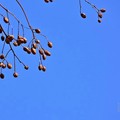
[
  {"x1": 42, "y1": 66, "x2": 46, "y2": 72},
  {"x1": 98, "y1": 13, "x2": 103, "y2": 18},
  {"x1": 31, "y1": 47, "x2": 36, "y2": 55},
  {"x1": 7, "y1": 35, "x2": 14, "y2": 41},
  {"x1": 98, "y1": 19, "x2": 102, "y2": 23},
  {"x1": 48, "y1": 41, "x2": 53, "y2": 48},
  {"x1": 13, "y1": 72, "x2": 18, "y2": 78},
  {"x1": 81, "y1": 13, "x2": 86, "y2": 18},
  {"x1": 2, "y1": 63, "x2": 6, "y2": 69},
  {"x1": 38, "y1": 64, "x2": 43, "y2": 70},
  {"x1": 1, "y1": 36, "x2": 5, "y2": 41},
  {"x1": 24, "y1": 66, "x2": 29, "y2": 70},
  {"x1": 32, "y1": 43, "x2": 37, "y2": 49},
  {"x1": 5, "y1": 38, "x2": 10, "y2": 44},
  {"x1": 13, "y1": 41, "x2": 18, "y2": 46},
  {"x1": 44, "y1": 50, "x2": 51, "y2": 56},
  {"x1": 100, "y1": 8, "x2": 106, "y2": 13},
  {"x1": 50, "y1": 0, "x2": 53, "y2": 2},
  {"x1": 39, "y1": 49, "x2": 44, "y2": 55},
  {"x1": 23, "y1": 47, "x2": 28, "y2": 52},
  {"x1": 26, "y1": 48, "x2": 31, "y2": 54},
  {"x1": 42, "y1": 54, "x2": 46, "y2": 60},
  {"x1": 35, "y1": 40, "x2": 40, "y2": 44},
  {"x1": 44, "y1": 0, "x2": 49, "y2": 3},
  {"x1": 0, "y1": 26, "x2": 2, "y2": 33},
  {"x1": 7, "y1": 63, "x2": 12, "y2": 69},
  {"x1": 3, "y1": 17, "x2": 9, "y2": 23},
  {"x1": 35, "y1": 29, "x2": 41, "y2": 33},
  {"x1": 0, "y1": 54, "x2": 5, "y2": 59},
  {"x1": 0, "y1": 73, "x2": 5, "y2": 79},
  {"x1": 0, "y1": 62, "x2": 4, "y2": 67}
]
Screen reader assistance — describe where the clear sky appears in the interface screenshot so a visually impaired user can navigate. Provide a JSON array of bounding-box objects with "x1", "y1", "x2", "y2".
[{"x1": 0, "y1": 0, "x2": 120, "y2": 120}]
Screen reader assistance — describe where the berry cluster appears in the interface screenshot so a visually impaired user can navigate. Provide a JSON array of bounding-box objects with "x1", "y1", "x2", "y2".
[
  {"x1": 79, "y1": 0, "x2": 106, "y2": 23},
  {"x1": 0, "y1": 1, "x2": 53, "y2": 79}
]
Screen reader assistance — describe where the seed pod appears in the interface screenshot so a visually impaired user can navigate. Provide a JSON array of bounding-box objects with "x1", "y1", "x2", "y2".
[
  {"x1": 26, "y1": 48, "x2": 31, "y2": 54},
  {"x1": 35, "y1": 40, "x2": 40, "y2": 44},
  {"x1": 3, "y1": 17, "x2": 9, "y2": 23},
  {"x1": 32, "y1": 43, "x2": 37, "y2": 49},
  {"x1": 42, "y1": 54, "x2": 46, "y2": 60},
  {"x1": 17, "y1": 39, "x2": 22, "y2": 45},
  {"x1": 23, "y1": 47, "x2": 28, "y2": 52},
  {"x1": 13, "y1": 41, "x2": 18, "y2": 46},
  {"x1": 38, "y1": 64, "x2": 43, "y2": 70},
  {"x1": 98, "y1": 13, "x2": 103, "y2": 18},
  {"x1": 0, "y1": 73, "x2": 5, "y2": 79},
  {"x1": 5, "y1": 38, "x2": 10, "y2": 44},
  {"x1": 0, "y1": 26, "x2": 2, "y2": 33},
  {"x1": 81, "y1": 13, "x2": 86, "y2": 18},
  {"x1": 0, "y1": 54, "x2": 5, "y2": 59},
  {"x1": 98, "y1": 19, "x2": 102, "y2": 23},
  {"x1": 23, "y1": 37, "x2": 27, "y2": 43},
  {"x1": 7, "y1": 63, "x2": 12, "y2": 69},
  {"x1": 7, "y1": 35, "x2": 14, "y2": 41},
  {"x1": 50, "y1": 0, "x2": 53, "y2": 2},
  {"x1": 42, "y1": 66, "x2": 46, "y2": 72},
  {"x1": 48, "y1": 41, "x2": 53, "y2": 48},
  {"x1": 18, "y1": 38, "x2": 24, "y2": 43},
  {"x1": 13, "y1": 72, "x2": 18, "y2": 78},
  {"x1": 39, "y1": 48, "x2": 44, "y2": 55},
  {"x1": 2, "y1": 63, "x2": 6, "y2": 69},
  {"x1": 0, "y1": 62, "x2": 4, "y2": 67},
  {"x1": 24, "y1": 65, "x2": 29, "y2": 70},
  {"x1": 1, "y1": 36, "x2": 5, "y2": 41},
  {"x1": 44, "y1": 50, "x2": 51, "y2": 56},
  {"x1": 100, "y1": 8, "x2": 106, "y2": 13},
  {"x1": 44, "y1": 0, "x2": 49, "y2": 3},
  {"x1": 35, "y1": 29, "x2": 41, "y2": 33},
  {"x1": 31, "y1": 47, "x2": 36, "y2": 55}
]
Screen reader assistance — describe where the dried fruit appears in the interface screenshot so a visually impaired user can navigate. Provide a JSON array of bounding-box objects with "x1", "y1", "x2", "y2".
[
  {"x1": 13, "y1": 41, "x2": 18, "y2": 46},
  {"x1": 100, "y1": 8, "x2": 106, "y2": 13},
  {"x1": 42, "y1": 66, "x2": 46, "y2": 72},
  {"x1": 38, "y1": 64, "x2": 43, "y2": 70},
  {"x1": 2, "y1": 63, "x2": 6, "y2": 69},
  {"x1": 7, "y1": 35, "x2": 14, "y2": 41},
  {"x1": 7, "y1": 63, "x2": 12, "y2": 69},
  {"x1": 24, "y1": 65, "x2": 29, "y2": 70},
  {"x1": 0, "y1": 54, "x2": 5, "y2": 59},
  {"x1": 13, "y1": 72, "x2": 18, "y2": 78},
  {"x1": 0, "y1": 26, "x2": 2, "y2": 33},
  {"x1": 35, "y1": 29, "x2": 41, "y2": 33},
  {"x1": 31, "y1": 47, "x2": 36, "y2": 55},
  {"x1": 35, "y1": 40, "x2": 40, "y2": 44},
  {"x1": 1, "y1": 36, "x2": 5, "y2": 41},
  {"x1": 98, "y1": 13, "x2": 103, "y2": 18},
  {"x1": 98, "y1": 19, "x2": 102, "y2": 23},
  {"x1": 26, "y1": 48, "x2": 31, "y2": 54},
  {"x1": 44, "y1": 50, "x2": 51, "y2": 56},
  {"x1": 39, "y1": 49, "x2": 44, "y2": 55},
  {"x1": 81, "y1": 13, "x2": 86, "y2": 18},
  {"x1": 48, "y1": 41, "x2": 53, "y2": 48},
  {"x1": 42, "y1": 54, "x2": 46, "y2": 60},
  {"x1": 32, "y1": 43, "x2": 37, "y2": 49},
  {"x1": 0, "y1": 73, "x2": 5, "y2": 79},
  {"x1": 44, "y1": 0, "x2": 49, "y2": 3},
  {"x1": 0, "y1": 62, "x2": 4, "y2": 67},
  {"x1": 23, "y1": 47, "x2": 28, "y2": 52},
  {"x1": 3, "y1": 17, "x2": 9, "y2": 23}
]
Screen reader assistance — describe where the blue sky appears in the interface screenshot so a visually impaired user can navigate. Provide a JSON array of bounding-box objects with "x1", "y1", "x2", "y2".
[{"x1": 0, "y1": 0, "x2": 120, "y2": 120}]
